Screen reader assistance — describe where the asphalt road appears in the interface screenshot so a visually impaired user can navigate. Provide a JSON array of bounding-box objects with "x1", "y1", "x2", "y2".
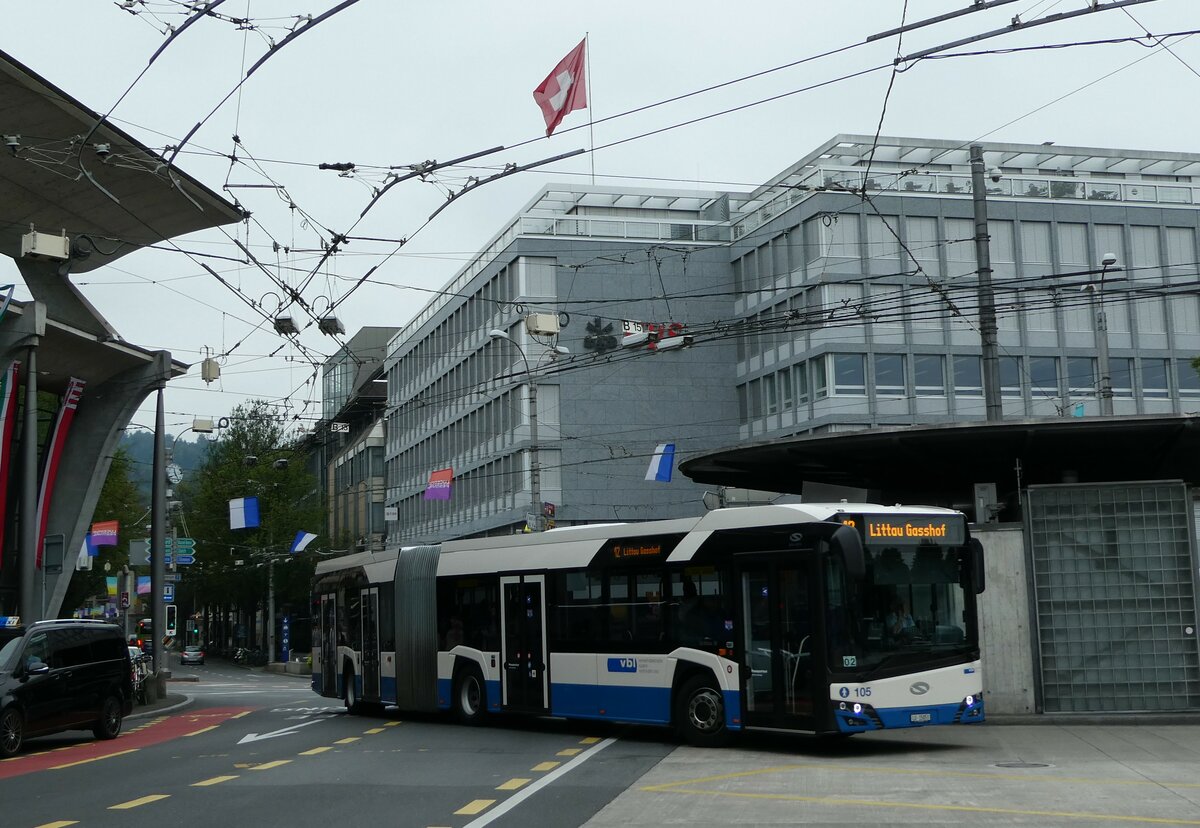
[
  {"x1": 4, "y1": 660, "x2": 1200, "y2": 827},
  {"x1": 0, "y1": 659, "x2": 673, "y2": 828}
]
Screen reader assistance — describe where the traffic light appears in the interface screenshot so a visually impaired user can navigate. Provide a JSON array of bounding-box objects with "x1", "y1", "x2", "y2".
[{"x1": 165, "y1": 604, "x2": 178, "y2": 636}]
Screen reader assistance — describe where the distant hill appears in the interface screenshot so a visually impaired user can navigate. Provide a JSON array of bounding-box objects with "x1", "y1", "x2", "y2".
[{"x1": 121, "y1": 431, "x2": 214, "y2": 501}]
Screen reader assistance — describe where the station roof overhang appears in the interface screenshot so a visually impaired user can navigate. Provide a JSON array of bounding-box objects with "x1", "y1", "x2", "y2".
[
  {"x1": 679, "y1": 416, "x2": 1200, "y2": 504},
  {"x1": 0, "y1": 48, "x2": 244, "y2": 273}
]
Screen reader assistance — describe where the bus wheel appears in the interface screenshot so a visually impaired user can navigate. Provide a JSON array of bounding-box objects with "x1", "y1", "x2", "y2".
[
  {"x1": 453, "y1": 666, "x2": 487, "y2": 726},
  {"x1": 344, "y1": 670, "x2": 361, "y2": 715},
  {"x1": 675, "y1": 675, "x2": 730, "y2": 747}
]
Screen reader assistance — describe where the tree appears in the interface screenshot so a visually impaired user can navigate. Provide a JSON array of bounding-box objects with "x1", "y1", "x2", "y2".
[
  {"x1": 62, "y1": 448, "x2": 147, "y2": 615},
  {"x1": 176, "y1": 401, "x2": 322, "y2": 649}
]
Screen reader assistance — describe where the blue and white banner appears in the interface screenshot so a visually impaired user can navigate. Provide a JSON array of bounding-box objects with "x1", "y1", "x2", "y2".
[
  {"x1": 229, "y1": 496, "x2": 260, "y2": 530},
  {"x1": 290, "y1": 530, "x2": 317, "y2": 554},
  {"x1": 645, "y1": 442, "x2": 675, "y2": 483}
]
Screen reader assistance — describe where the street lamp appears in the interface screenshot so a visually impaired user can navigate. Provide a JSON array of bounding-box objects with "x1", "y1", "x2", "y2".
[
  {"x1": 1095, "y1": 252, "x2": 1118, "y2": 417},
  {"x1": 488, "y1": 328, "x2": 568, "y2": 532}
]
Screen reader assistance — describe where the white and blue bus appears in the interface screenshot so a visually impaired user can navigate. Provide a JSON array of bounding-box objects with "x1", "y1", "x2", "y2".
[{"x1": 311, "y1": 503, "x2": 985, "y2": 744}]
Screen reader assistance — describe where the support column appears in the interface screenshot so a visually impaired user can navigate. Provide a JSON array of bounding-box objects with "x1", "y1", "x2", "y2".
[
  {"x1": 19, "y1": 344, "x2": 38, "y2": 621},
  {"x1": 151, "y1": 384, "x2": 167, "y2": 673}
]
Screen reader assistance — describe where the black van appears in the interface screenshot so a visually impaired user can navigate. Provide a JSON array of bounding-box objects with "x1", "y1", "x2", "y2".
[{"x1": 0, "y1": 619, "x2": 134, "y2": 757}]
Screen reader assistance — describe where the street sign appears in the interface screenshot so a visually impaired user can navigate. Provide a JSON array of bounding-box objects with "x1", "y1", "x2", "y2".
[
  {"x1": 166, "y1": 572, "x2": 182, "y2": 582},
  {"x1": 145, "y1": 553, "x2": 173, "y2": 565},
  {"x1": 171, "y1": 537, "x2": 196, "y2": 550},
  {"x1": 175, "y1": 554, "x2": 195, "y2": 565},
  {"x1": 331, "y1": 421, "x2": 349, "y2": 433},
  {"x1": 163, "y1": 584, "x2": 174, "y2": 602},
  {"x1": 120, "y1": 592, "x2": 130, "y2": 609}
]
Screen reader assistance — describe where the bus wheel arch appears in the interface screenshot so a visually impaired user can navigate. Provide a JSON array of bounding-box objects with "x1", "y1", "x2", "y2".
[
  {"x1": 674, "y1": 672, "x2": 730, "y2": 747},
  {"x1": 452, "y1": 658, "x2": 487, "y2": 726}
]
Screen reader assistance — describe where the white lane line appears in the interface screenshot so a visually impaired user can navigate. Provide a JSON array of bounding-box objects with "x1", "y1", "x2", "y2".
[{"x1": 462, "y1": 737, "x2": 616, "y2": 828}]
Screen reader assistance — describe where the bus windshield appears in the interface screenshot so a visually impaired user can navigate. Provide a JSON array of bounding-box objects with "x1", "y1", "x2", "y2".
[{"x1": 826, "y1": 540, "x2": 975, "y2": 677}]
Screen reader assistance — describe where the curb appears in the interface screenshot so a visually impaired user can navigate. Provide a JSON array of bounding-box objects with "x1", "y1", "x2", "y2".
[{"x1": 127, "y1": 693, "x2": 193, "y2": 721}]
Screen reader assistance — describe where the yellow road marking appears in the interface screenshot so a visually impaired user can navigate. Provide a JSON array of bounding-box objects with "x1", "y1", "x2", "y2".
[
  {"x1": 250, "y1": 760, "x2": 292, "y2": 771},
  {"x1": 557, "y1": 748, "x2": 582, "y2": 757},
  {"x1": 643, "y1": 786, "x2": 1200, "y2": 825},
  {"x1": 531, "y1": 761, "x2": 559, "y2": 772},
  {"x1": 231, "y1": 711, "x2": 251, "y2": 719},
  {"x1": 192, "y1": 776, "x2": 238, "y2": 787},
  {"x1": 454, "y1": 799, "x2": 495, "y2": 816},
  {"x1": 109, "y1": 795, "x2": 170, "y2": 810},
  {"x1": 497, "y1": 778, "x2": 530, "y2": 791},
  {"x1": 300, "y1": 746, "x2": 333, "y2": 755},
  {"x1": 34, "y1": 822, "x2": 78, "y2": 827},
  {"x1": 50, "y1": 749, "x2": 139, "y2": 770},
  {"x1": 234, "y1": 763, "x2": 253, "y2": 768},
  {"x1": 334, "y1": 737, "x2": 360, "y2": 744},
  {"x1": 579, "y1": 736, "x2": 600, "y2": 744},
  {"x1": 185, "y1": 726, "x2": 218, "y2": 737},
  {"x1": 363, "y1": 727, "x2": 385, "y2": 734},
  {"x1": 384, "y1": 720, "x2": 402, "y2": 727},
  {"x1": 642, "y1": 762, "x2": 1200, "y2": 792}
]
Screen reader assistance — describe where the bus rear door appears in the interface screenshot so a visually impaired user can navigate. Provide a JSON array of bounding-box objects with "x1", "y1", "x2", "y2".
[
  {"x1": 499, "y1": 574, "x2": 548, "y2": 713},
  {"x1": 320, "y1": 594, "x2": 337, "y2": 697},
  {"x1": 360, "y1": 587, "x2": 380, "y2": 701},
  {"x1": 737, "y1": 558, "x2": 817, "y2": 732}
]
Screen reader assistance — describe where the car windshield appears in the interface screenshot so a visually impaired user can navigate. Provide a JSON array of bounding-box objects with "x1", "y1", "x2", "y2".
[{"x1": 0, "y1": 636, "x2": 22, "y2": 670}]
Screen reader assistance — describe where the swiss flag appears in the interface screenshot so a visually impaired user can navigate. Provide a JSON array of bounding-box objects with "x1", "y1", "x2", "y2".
[{"x1": 533, "y1": 38, "x2": 588, "y2": 136}]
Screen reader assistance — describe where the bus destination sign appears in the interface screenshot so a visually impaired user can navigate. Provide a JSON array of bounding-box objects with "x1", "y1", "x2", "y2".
[
  {"x1": 840, "y1": 514, "x2": 966, "y2": 546},
  {"x1": 608, "y1": 534, "x2": 684, "y2": 561}
]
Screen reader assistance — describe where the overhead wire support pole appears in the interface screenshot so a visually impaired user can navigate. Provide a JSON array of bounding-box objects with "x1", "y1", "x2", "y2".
[{"x1": 970, "y1": 144, "x2": 1003, "y2": 422}]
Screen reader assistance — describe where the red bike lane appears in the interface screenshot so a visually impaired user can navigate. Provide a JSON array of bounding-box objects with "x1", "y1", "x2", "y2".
[{"x1": 0, "y1": 707, "x2": 252, "y2": 780}]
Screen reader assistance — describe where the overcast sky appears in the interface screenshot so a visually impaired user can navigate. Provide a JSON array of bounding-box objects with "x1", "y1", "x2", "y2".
[{"x1": 3, "y1": 0, "x2": 1197, "y2": 437}]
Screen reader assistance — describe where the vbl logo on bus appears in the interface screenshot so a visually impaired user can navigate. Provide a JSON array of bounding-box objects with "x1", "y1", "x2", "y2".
[{"x1": 607, "y1": 657, "x2": 638, "y2": 673}]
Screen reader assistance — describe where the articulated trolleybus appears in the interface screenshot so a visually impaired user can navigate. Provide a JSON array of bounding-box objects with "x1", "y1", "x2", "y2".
[{"x1": 311, "y1": 503, "x2": 985, "y2": 744}]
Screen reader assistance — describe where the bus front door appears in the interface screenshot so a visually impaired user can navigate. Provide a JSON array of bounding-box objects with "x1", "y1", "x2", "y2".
[
  {"x1": 361, "y1": 587, "x2": 380, "y2": 701},
  {"x1": 739, "y1": 562, "x2": 815, "y2": 731},
  {"x1": 499, "y1": 574, "x2": 548, "y2": 713}
]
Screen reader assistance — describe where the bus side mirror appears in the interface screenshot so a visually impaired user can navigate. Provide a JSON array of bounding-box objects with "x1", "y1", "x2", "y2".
[
  {"x1": 966, "y1": 538, "x2": 985, "y2": 595},
  {"x1": 830, "y1": 524, "x2": 865, "y2": 581}
]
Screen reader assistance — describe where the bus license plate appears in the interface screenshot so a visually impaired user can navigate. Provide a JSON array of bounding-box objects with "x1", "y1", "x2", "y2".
[{"x1": 910, "y1": 712, "x2": 932, "y2": 723}]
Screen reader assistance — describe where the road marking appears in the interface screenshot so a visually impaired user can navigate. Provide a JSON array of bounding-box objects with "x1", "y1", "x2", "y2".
[
  {"x1": 185, "y1": 726, "x2": 218, "y2": 737},
  {"x1": 50, "y1": 749, "x2": 139, "y2": 770},
  {"x1": 579, "y1": 737, "x2": 600, "y2": 744},
  {"x1": 557, "y1": 748, "x2": 582, "y2": 757},
  {"x1": 531, "y1": 761, "x2": 559, "y2": 772},
  {"x1": 232, "y1": 711, "x2": 251, "y2": 719},
  {"x1": 192, "y1": 776, "x2": 238, "y2": 786},
  {"x1": 455, "y1": 800, "x2": 495, "y2": 816},
  {"x1": 334, "y1": 737, "x2": 361, "y2": 744},
  {"x1": 250, "y1": 760, "x2": 292, "y2": 771},
  {"x1": 384, "y1": 720, "x2": 402, "y2": 727},
  {"x1": 496, "y1": 778, "x2": 530, "y2": 791},
  {"x1": 300, "y1": 746, "x2": 333, "y2": 755},
  {"x1": 237, "y1": 720, "x2": 322, "y2": 744},
  {"x1": 363, "y1": 727, "x2": 385, "y2": 734},
  {"x1": 33, "y1": 822, "x2": 77, "y2": 827},
  {"x1": 464, "y1": 738, "x2": 616, "y2": 828},
  {"x1": 109, "y1": 795, "x2": 170, "y2": 810}
]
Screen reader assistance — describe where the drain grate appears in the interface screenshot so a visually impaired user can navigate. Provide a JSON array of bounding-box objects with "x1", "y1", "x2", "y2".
[{"x1": 993, "y1": 761, "x2": 1052, "y2": 769}]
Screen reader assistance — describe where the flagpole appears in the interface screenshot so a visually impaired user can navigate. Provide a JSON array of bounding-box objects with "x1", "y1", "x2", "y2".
[{"x1": 586, "y1": 32, "x2": 595, "y2": 184}]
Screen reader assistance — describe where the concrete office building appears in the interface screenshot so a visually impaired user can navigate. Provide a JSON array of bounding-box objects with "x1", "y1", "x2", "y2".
[{"x1": 377, "y1": 136, "x2": 1200, "y2": 713}]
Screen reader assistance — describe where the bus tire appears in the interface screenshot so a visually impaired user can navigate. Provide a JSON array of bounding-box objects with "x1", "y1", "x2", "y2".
[
  {"x1": 453, "y1": 665, "x2": 487, "y2": 726},
  {"x1": 675, "y1": 675, "x2": 730, "y2": 747},
  {"x1": 344, "y1": 669, "x2": 362, "y2": 715}
]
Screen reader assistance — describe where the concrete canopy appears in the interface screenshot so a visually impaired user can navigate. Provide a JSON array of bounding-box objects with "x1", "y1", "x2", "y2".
[
  {"x1": 0, "y1": 48, "x2": 244, "y2": 273},
  {"x1": 678, "y1": 416, "x2": 1200, "y2": 510}
]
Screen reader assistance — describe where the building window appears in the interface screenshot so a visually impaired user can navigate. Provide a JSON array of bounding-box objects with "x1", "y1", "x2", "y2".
[
  {"x1": 953, "y1": 355, "x2": 982, "y2": 397},
  {"x1": 748, "y1": 378, "x2": 763, "y2": 419},
  {"x1": 1029, "y1": 356, "x2": 1060, "y2": 398},
  {"x1": 1141, "y1": 358, "x2": 1169, "y2": 399},
  {"x1": 764, "y1": 373, "x2": 778, "y2": 415},
  {"x1": 1000, "y1": 356, "x2": 1022, "y2": 398},
  {"x1": 812, "y1": 356, "x2": 828, "y2": 399},
  {"x1": 779, "y1": 367, "x2": 794, "y2": 410},
  {"x1": 874, "y1": 354, "x2": 905, "y2": 397},
  {"x1": 1110, "y1": 358, "x2": 1133, "y2": 398},
  {"x1": 1067, "y1": 357, "x2": 1096, "y2": 397},
  {"x1": 1178, "y1": 359, "x2": 1200, "y2": 399},
  {"x1": 913, "y1": 354, "x2": 945, "y2": 397},
  {"x1": 795, "y1": 361, "x2": 810, "y2": 405},
  {"x1": 833, "y1": 354, "x2": 866, "y2": 395}
]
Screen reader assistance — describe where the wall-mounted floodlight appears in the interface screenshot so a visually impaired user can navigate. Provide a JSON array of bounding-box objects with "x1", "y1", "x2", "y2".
[{"x1": 654, "y1": 335, "x2": 694, "y2": 353}]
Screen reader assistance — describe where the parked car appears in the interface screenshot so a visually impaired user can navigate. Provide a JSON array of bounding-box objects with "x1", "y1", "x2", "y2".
[
  {"x1": 180, "y1": 645, "x2": 204, "y2": 666},
  {"x1": 0, "y1": 619, "x2": 133, "y2": 757}
]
